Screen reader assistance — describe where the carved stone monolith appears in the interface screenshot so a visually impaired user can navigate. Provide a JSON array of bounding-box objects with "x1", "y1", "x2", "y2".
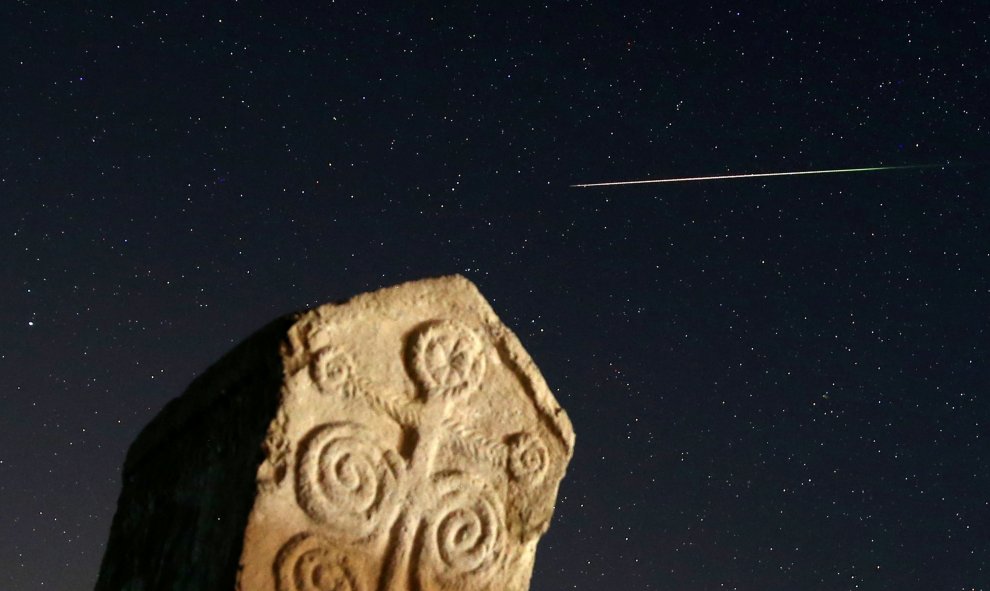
[{"x1": 95, "y1": 275, "x2": 575, "y2": 591}]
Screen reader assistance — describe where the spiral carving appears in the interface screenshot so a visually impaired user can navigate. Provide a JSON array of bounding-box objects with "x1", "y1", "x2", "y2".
[
  {"x1": 411, "y1": 320, "x2": 487, "y2": 400},
  {"x1": 507, "y1": 431, "x2": 550, "y2": 485},
  {"x1": 310, "y1": 346, "x2": 356, "y2": 395},
  {"x1": 296, "y1": 422, "x2": 403, "y2": 541},
  {"x1": 275, "y1": 533, "x2": 361, "y2": 591},
  {"x1": 421, "y1": 471, "x2": 505, "y2": 587}
]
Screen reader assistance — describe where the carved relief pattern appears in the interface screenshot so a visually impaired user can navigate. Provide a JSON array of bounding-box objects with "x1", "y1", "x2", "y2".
[
  {"x1": 260, "y1": 407, "x2": 292, "y2": 491},
  {"x1": 310, "y1": 346, "x2": 357, "y2": 396},
  {"x1": 278, "y1": 318, "x2": 552, "y2": 589},
  {"x1": 411, "y1": 320, "x2": 487, "y2": 400},
  {"x1": 443, "y1": 418, "x2": 508, "y2": 470},
  {"x1": 363, "y1": 388, "x2": 422, "y2": 427},
  {"x1": 507, "y1": 431, "x2": 550, "y2": 486},
  {"x1": 296, "y1": 423, "x2": 404, "y2": 542},
  {"x1": 275, "y1": 533, "x2": 361, "y2": 591},
  {"x1": 422, "y1": 471, "x2": 505, "y2": 587}
]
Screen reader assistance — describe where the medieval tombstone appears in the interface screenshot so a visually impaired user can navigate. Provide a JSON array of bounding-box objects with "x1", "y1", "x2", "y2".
[{"x1": 95, "y1": 275, "x2": 575, "y2": 591}]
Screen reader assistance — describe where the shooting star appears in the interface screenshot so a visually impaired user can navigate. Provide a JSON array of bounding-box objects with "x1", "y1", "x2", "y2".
[{"x1": 571, "y1": 164, "x2": 940, "y2": 188}]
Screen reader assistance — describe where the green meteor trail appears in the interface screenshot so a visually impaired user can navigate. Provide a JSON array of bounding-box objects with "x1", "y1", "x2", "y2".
[{"x1": 571, "y1": 164, "x2": 940, "y2": 188}]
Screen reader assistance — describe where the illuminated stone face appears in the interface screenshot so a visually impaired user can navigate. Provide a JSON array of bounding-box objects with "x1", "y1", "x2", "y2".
[{"x1": 238, "y1": 276, "x2": 574, "y2": 591}]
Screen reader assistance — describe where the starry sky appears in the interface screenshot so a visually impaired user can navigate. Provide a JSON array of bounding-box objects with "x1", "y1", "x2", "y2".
[{"x1": 2, "y1": 3, "x2": 988, "y2": 590}]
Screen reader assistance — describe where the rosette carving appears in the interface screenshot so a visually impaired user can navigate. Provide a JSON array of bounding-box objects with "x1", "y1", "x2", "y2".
[
  {"x1": 295, "y1": 422, "x2": 403, "y2": 541},
  {"x1": 411, "y1": 320, "x2": 487, "y2": 400},
  {"x1": 275, "y1": 533, "x2": 361, "y2": 591}
]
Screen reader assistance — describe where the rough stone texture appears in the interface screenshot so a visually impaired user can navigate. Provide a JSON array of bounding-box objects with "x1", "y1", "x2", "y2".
[{"x1": 95, "y1": 276, "x2": 575, "y2": 591}]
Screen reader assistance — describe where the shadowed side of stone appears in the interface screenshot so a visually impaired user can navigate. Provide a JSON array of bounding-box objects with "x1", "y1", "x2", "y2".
[{"x1": 94, "y1": 315, "x2": 297, "y2": 591}]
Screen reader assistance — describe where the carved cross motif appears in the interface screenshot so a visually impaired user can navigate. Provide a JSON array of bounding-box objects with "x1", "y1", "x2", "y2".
[{"x1": 275, "y1": 319, "x2": 549, "y2": 591}]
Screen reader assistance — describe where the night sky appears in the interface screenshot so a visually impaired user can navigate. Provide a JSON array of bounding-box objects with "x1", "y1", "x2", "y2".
[{"x1": 2, "y1": 3, "x2": 988, "y2": 590}]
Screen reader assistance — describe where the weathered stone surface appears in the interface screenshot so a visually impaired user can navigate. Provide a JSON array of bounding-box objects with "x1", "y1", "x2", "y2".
[{"x1": 96, "y1": 275, "x2": 575, "y2": 591}]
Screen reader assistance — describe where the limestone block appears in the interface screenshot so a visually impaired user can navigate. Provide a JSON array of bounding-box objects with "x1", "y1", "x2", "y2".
[{"x1": 95, "y1": 276, "x2": 574, "y2": 591}]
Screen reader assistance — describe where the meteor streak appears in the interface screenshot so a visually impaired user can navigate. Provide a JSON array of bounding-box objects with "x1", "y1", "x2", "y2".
[{"x1": 571, "y1": 164, "x2": 939, "y2": 188}]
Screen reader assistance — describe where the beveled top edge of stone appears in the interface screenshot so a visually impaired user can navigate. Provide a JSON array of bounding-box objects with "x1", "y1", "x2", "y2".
[
  {"x1": 123, "y1": 274, "x2": 574, "y2": 475},
  {"x1": 287, "y1": 274, "x2": 575, "y2": 453}
]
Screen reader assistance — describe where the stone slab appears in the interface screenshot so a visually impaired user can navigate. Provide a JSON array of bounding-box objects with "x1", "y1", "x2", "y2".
[{"x1": 95, "y1": 276, "x2": 574, "y2": 591}]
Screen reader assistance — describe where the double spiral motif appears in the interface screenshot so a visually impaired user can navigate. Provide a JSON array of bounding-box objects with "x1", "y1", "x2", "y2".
[
  {"x1": 275, "y1": 533, "x2": 361, "y2": 591},
  {"x1": 420, "y1": 471, "x2": 505, "y2": 587},
  {"x1": 411, "y1": 320, "x2": 487, "y2": 400},
  {"x1": 296, "y1": 422, "x2": 403, "y2": 541}
]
